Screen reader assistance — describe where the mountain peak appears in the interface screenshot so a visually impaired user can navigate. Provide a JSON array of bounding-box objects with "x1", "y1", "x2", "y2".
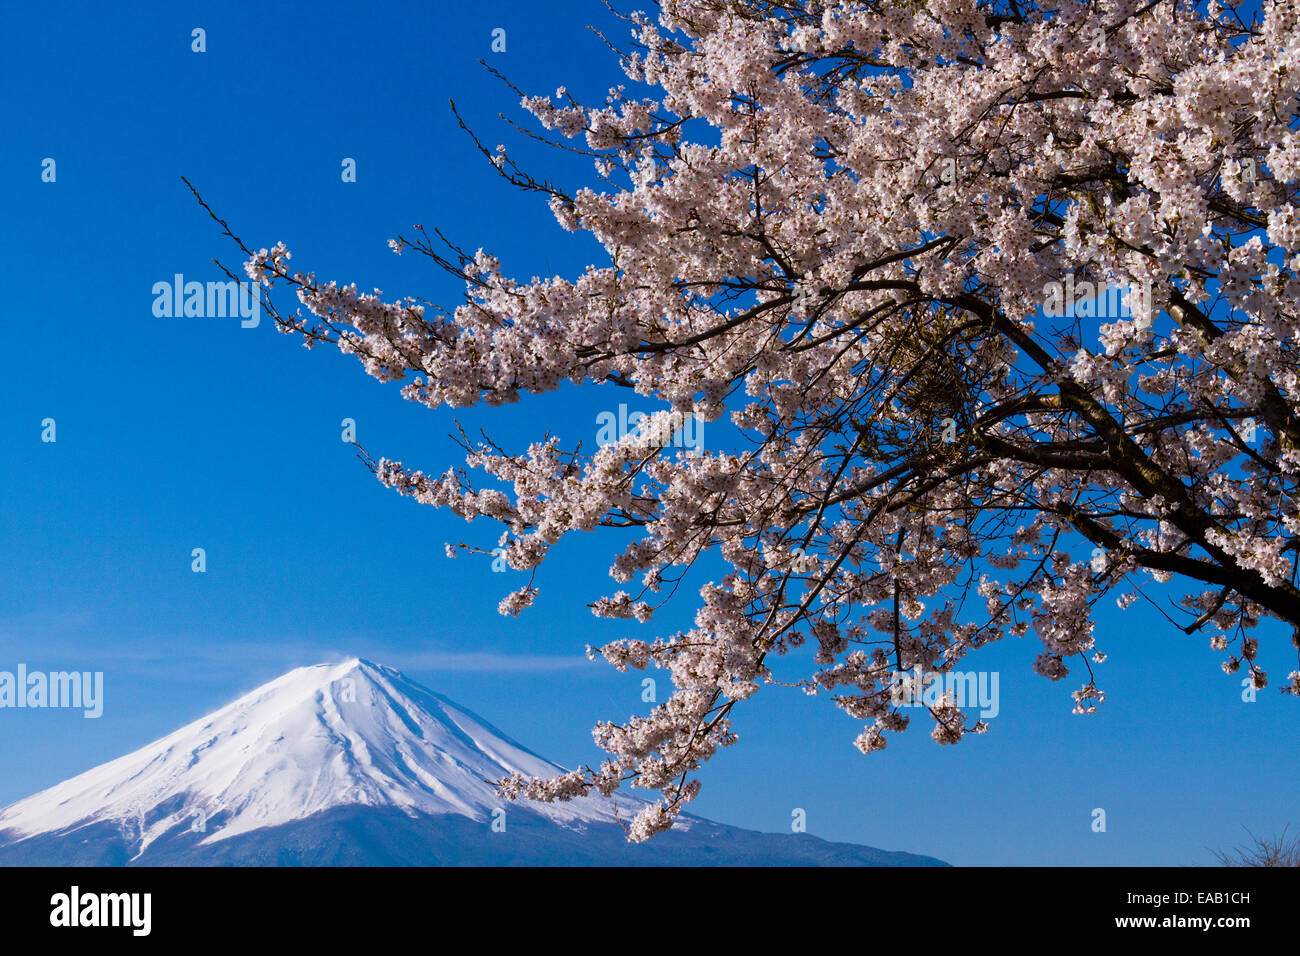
[
  {"x1": 0, "y1": 660, "x2": 950, "y2": 867},
  {"x1": 0, "y1": 660, "x2": 640, "y2": 859}
]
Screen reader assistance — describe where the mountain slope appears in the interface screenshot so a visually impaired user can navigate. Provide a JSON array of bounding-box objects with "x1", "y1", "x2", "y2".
[{"x1": 0, "y1": 659, "x2": 947, "y2": 866}]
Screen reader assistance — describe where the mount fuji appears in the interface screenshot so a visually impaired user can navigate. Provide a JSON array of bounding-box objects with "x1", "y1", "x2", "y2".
[{"x1": 0, "y1": 659, "x2": 947, "y2": 866}]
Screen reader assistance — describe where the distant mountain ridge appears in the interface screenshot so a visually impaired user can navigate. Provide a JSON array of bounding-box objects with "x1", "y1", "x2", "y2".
[{"x1": 0, "y1": 659, "x2": 948, "y2": 866}]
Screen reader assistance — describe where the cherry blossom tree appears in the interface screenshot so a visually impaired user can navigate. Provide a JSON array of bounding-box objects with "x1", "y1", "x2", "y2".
[
  {"x1": 203, "y1": 0, "x2": 1300, "y2": 840},
  {"x1": 1214, "y1": 825, "x2": 1300, "y2": 865}
]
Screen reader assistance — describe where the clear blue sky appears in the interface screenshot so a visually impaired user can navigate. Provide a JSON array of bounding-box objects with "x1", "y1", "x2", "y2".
[{"x1": 0, "y1": 0, "x2": 1294, "y2": 866}]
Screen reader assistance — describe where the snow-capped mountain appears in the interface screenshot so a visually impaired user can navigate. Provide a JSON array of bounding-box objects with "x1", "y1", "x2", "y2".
[
  {"x1": 0, "y1": 660, "x2": 634, "y2": 852},
  {"x1": 0, "y1": 660, "x2": 947, "y2": 866}
]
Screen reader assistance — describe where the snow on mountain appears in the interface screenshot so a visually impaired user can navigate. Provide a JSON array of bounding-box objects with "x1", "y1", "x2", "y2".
[{"x1": 0, "y1": 659, "x2": 651, "y2": 859}]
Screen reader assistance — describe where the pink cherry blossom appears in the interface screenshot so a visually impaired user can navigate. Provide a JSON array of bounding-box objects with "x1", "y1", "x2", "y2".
[{"x1": 220, "y1": 0, "x2": 1300, "y2": 838}]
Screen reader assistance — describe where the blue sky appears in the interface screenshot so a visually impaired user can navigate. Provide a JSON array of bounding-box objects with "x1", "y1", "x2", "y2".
[{"x1": 0, "y1": 0, "x2": 1295, "y2": 866}]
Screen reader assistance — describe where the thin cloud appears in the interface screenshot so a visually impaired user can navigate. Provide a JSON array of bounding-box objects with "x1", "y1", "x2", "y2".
[
  {"x1": 0, "y1": 629, "x2": 594, "y2": 675},
  {"x1": 383, "y1": 650, "x2": 594, "y2": 672}
]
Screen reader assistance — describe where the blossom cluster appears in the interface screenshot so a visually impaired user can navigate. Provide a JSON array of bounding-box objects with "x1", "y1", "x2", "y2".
[{"x1": 243, "y1": 0, "x2": 1300, "y2": 837}]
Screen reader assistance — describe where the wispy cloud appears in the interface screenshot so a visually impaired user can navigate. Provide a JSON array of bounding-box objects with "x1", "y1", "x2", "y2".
[
  {"x1": 380, "y1": 649, "x2": 594, "y2": 672},
  {"x1": 0, "y1": 622, "x2": 593, "y2": 676}
]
